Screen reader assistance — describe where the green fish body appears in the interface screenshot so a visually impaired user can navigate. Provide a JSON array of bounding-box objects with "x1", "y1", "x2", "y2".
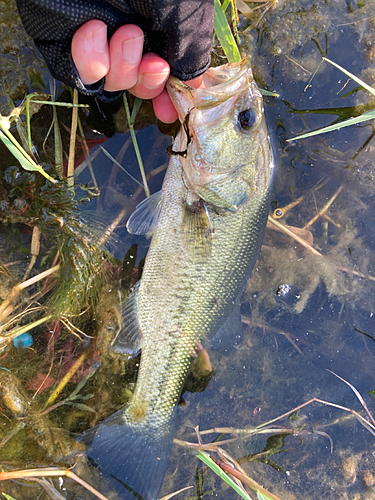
[{"x1": 86, "y1": 59, "x2": 275, "y2": 500}]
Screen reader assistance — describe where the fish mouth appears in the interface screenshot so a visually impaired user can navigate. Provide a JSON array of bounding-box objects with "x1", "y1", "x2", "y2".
[{"x1": 167, "y1": 58, "x2": 255, "y2": 111}]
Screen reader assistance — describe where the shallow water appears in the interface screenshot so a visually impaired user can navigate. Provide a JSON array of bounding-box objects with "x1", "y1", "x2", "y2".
[{"x1": 1, "y1": 0, "x2": 375, "y2": 498}]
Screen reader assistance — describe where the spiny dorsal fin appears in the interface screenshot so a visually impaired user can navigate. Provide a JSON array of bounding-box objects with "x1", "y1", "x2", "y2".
[{"x1": 126, "y1": 191, "x2": 163, "y2": 236}]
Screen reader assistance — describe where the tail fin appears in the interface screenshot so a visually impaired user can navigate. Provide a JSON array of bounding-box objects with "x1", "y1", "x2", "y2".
[{"x1": 82, "y1": 410, "x2": 175, "y2": 500}]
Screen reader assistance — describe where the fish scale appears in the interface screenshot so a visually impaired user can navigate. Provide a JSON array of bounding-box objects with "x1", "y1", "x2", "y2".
[{"x1": 85, "y1": 59, "x2": 275, "y2": 500}]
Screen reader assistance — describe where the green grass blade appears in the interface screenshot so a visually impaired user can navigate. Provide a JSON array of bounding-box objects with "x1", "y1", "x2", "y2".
[
  {"x1": 323, "y1": 57, "x2": 375, "y2": 97},
  {"x1": 130, "y1": 97, "x2": 143, "y2": 126},
  {"x1": 3, "y1": 494, "x2": 18, "y2": 500},
  {"x1": 26, "y1": 95, "x2": 32, "y2": 153},
  {"x1": 100, "y1": 146, "x2": 145, "y2": 189},
  {"x1": 261, "y1": 89, "x2": 279, "y2": 97},
  {"x1": 24, "y1": 100, "x2": 89, "y2": 108},
  {"x1": 214, "y1": 0, "x2": 241, "y2": 63},
  {"x1": 123, "y1": 93, "x2": 150, "y2": 197},
  {"x1": 53, "y1": 102, "x2": 64, "y2": 175},
  {"x1": 257, "y1": 493, "x2": 277, "y2": 500},
  {"x1": 0, "y1": 127, "x2": 57, "y2": 183},
  {"x1": 288, "y1": 110, "x2": 375, "y2": 141},
  {"x1": 196, "y1": 451, "x2": 251, "y2": 500}
]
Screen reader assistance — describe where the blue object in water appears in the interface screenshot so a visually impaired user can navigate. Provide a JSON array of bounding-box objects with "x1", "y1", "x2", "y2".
[{"x1": 13, "y1": 332, "x2": 33, "y2": 349}]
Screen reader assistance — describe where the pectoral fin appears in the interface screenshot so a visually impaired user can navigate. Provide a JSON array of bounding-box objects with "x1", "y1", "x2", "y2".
[
  {"x1": 126, "y1": 191, "x2": 163, "y2": 236},
  {"x1": 209, "y1": 305, "x2": 243, "y2": 351}
]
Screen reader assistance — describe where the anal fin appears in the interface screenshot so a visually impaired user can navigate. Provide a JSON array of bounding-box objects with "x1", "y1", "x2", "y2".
[
  {"x1": 209, "y1": 305, "x2": 243, "y2": 352},
  {"x1": 110, "y1": 282, "x2": 143, "y2": 359}
]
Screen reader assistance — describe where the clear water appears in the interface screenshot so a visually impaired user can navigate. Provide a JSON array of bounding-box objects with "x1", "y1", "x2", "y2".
[{"x1": 1, "y1": 0, "x2": 375, "y2": 498}]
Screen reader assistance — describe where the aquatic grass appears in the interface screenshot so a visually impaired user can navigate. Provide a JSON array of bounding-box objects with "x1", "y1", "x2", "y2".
[
  {"x1": 288, "y1": 57, "x2": 375, "y2": 141},
  {"x1": 0, "y1": 93, "x2": 116, "y2": 325}
]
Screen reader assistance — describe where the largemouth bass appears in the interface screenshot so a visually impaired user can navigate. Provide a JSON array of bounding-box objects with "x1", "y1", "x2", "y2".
[{"x1": 86, "y1": 59, "x2": 275, "y2": 500}]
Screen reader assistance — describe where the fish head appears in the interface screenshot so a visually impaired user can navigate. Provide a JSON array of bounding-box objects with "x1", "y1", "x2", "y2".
[{"x1": 167, "y1": 59, "x2": 274, "y2": 211}]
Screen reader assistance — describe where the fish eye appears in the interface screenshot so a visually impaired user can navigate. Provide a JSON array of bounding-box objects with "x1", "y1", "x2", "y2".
[{"x1": 238, "y1": 108, "x2": 257, "y2": 131}]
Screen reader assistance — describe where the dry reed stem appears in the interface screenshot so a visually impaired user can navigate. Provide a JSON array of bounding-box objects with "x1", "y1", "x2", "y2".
[
  {"x1": 67, "y1": 89, "x2": 78, "y2": 185},
  {"x1": 0, "y1": 468, "x2": 109, "y2": 500},
  {"x1": 0, "y1": 265, "x2": 60, "y2": 322},
  {"x1": 322, "y1": 213, "x2": 341, "y2": 227},
  {"x1": 159, "y1": 486, "x2": 193, "y2": 499},
  {"x1": 77, "y1": 114, "x2": 98, "y2": 188},
  {"x1": 303, "y1": 185, "x2": 343, "y2": 229},
  {"x1": 267, "y1": 216, "x2": 322, "y2": 256},
  {"x1": 43, "y1": 350, "x2": 89, "y2": 408},
  {"x1": 3, "y1": 314, "x2": 53, "y2": 342},
  {"x1": 272, "y1": 195, "x2": 304, "y2": 219},
  {"x1": 215, "y1": 459, "x2": 283, "y2": 500},
  {"x1": 23, "y1": 226, "x2": 42, "y2": 281},
  {"x1": 199, "y1": 393, "x2": 375, "y2": 441}
]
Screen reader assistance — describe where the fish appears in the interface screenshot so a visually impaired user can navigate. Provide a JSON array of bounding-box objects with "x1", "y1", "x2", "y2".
[{"x1": 85, "y1": 58, "x2": 275, "y2": 500}]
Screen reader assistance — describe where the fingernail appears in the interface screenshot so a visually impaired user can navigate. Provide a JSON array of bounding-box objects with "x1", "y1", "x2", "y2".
[
  {"x1": 122, "y1": 36, "x2": 143, "y2": 65},
  {"x1": 141, "y1": 71, "x2": 169, "y2": 89},
  {"x1": 92, "y1": 26, "x2": 107, "y2": 52}
]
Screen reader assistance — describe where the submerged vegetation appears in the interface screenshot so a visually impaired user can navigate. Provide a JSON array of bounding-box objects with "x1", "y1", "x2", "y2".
[{"x1": 0, "y1": 0, "x2": 375, "y2": 498}]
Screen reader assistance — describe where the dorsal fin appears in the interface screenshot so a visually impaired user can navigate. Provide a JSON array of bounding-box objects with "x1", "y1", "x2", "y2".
[{"x1": 126, "y1": 191, "x2": 163, "y2": 236}]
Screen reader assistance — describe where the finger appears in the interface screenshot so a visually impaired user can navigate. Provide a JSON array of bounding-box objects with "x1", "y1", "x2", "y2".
[
  {"x1": 153, "y1": 74, "x2": 205, "y2": 123},
  {"x1": 129, "y1": 52, "x2": 170, "y2": 100},
  {"x1": 185, "y1": 74, "x2": 205, "y2": 89},
  {"x1": 72, "y1": 20, "x2": 110, "y2": 85},
  {"x1": 153, "y1": 90, "x2": 179, "y2": 123},
  {"x1": 104, "y1": 25, "x2": 144, "y2": 92}
]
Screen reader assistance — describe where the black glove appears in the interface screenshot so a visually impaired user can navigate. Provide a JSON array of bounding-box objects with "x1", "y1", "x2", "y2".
[{"x1": 16, "y1": 0, "x2": 214, "y2": 102}]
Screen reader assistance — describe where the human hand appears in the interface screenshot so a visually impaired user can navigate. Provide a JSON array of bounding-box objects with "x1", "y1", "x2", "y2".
[{"x1": 71, "y1": 20, "x2": 204, "y2": 124}]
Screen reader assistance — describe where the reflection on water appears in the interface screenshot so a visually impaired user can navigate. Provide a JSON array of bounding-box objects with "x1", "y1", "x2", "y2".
[{"x1": 1, "y1": 0, "x2": 375, "y2": 498}]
